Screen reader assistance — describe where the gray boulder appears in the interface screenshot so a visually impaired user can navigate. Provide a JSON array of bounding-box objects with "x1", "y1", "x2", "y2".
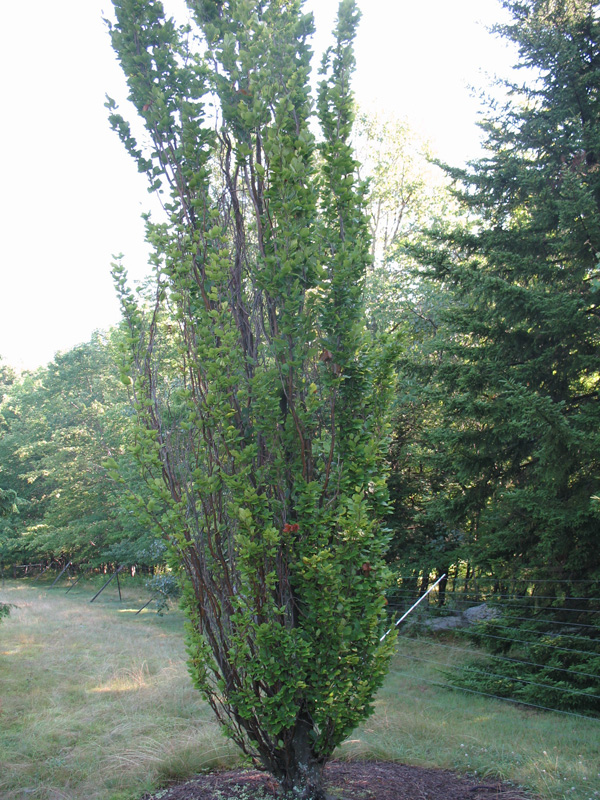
[
  {"x1": 418, "y1": 602, "x2": 500, "y2": 632},
  {"x1": 424, "y1": 614, "x2": 468, "y2": 631},
  {"x1": 463, "y1": 603, "x2": 501, "y2": 624}
]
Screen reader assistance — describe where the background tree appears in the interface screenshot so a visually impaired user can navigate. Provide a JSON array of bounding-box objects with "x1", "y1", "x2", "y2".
[
  {"x1": 0, "y1": 332, "x2": 158, "y2": 570},
  {"x1": 354, "y1": 111, "x2": 456, "y2": 336},
  {"x1": 0, "y1": 488, "x2": 17, "y2": 518},
  {"x1": 401, "y1": 0, "x2": 600, "y2": 697},
  {"x1": 350, "y1": 114, "x2": 465, "y2": 593},
  {"x1": 1, "y1": 359, "x2": 29, "y2": 622},
  {"x1": 0, "y1": 358, "x2": 19, "y2": 521},
  {"x1": 107, "y1": 1, "x2": 395, "y2": 798},
  {"x1": 413, "y1": 0, "x2": 600, "y2": 586}
]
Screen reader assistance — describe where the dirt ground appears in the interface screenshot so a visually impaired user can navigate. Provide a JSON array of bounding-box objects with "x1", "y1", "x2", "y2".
[{"x1": 142, "y1": 760, "x2": 535, "y2": 800}]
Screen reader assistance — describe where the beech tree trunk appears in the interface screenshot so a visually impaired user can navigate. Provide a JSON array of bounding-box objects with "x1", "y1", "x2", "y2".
[{"x1": 269, "y1": 715, "x2": 327, "y2": 800}]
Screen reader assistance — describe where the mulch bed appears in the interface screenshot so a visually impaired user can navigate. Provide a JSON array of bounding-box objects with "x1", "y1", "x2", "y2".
[{"x1": 142, "y1": 760, "x2": 535, "y2": 800}]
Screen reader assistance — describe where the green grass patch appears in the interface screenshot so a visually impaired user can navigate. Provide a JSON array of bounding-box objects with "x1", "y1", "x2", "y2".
[
  {"x1": 0, "y1": 581, "x2": 598, "y2": 800},
  {"x1": 341, "y1": 636, "x2": 600, "y2": 800}
]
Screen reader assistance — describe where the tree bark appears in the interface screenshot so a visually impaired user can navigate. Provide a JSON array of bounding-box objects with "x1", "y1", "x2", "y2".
[{"x1": 274, "y1": 717, "x2": 327, "y2": 800}]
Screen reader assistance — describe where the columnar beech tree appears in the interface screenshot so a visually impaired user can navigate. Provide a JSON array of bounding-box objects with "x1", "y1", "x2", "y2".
[{"x1": 106, "y1": 1, "x2": 395, "y2": 797}]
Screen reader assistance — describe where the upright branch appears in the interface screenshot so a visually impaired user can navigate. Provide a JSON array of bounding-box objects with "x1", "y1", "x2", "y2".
[{"x1": 107, "y1": 1, "x2": 396, "y2": 797}]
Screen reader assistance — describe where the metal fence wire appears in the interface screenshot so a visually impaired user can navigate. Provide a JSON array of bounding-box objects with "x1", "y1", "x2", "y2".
[
  {"x1": 3, "y1": 563, "x2": 600, "y2": 721},
  {"x1": 387, "y1": 575, "x2": 600, "y2": 722}
]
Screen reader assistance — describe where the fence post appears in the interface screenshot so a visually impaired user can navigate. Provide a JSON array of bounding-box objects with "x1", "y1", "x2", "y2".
[
  {"x1": 135, "y1": 598, "x2": 153, "y2": 615},
  {"x1": 50, "y1": 562, "x2": 72, "y2": 588},
  {"x1": 65, "y1": 575, "x2": 82, "y2": 594},
  {"x1": 90, "y1": 566, "x2": 126, "y2": 603},
  {"x1": 33, "y1": 563, "x2": 53, "y2": 582}
]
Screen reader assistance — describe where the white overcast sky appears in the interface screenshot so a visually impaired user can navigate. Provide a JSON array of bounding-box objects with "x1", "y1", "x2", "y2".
[{"x1": 0, "y1": 0, "x2": 515, "y2": 371}]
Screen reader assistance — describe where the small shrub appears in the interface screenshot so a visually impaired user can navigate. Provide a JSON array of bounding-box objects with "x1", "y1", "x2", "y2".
[
  {"x1": 145, "y1": 574, "x2": 182, "y2": 615},
  {"x1": 0, "y1": 601, "x2": 13, "y2": 622}
]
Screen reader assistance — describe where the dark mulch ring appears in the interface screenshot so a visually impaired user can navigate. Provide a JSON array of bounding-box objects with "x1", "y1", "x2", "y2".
[{"x1": 142, "y1": 761, "x2": 535, "y2": 800}]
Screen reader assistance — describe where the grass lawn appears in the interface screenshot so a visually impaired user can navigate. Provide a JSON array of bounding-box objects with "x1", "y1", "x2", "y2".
[{"x1": 0, "y1": 578, "x2": 598, "y2": 800}]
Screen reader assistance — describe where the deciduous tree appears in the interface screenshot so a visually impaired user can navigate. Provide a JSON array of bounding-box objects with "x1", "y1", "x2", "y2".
[
  {"x1": 0, "y1": 334, "x2": 155, "y2": 569},
  {"x1": 107, "y1": 1, "x2": 395, "y2": 797}
]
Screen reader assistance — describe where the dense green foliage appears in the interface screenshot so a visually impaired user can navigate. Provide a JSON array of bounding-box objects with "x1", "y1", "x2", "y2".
[
  {"x1": 0, "y1": 332, "x2": 159, "y2": 570},
  {"x1": 0, "y1": 488, "x2": 17, "y2": 518},
  {"x1": 393, "y1": 0, "x2": 600, "y2": 586},
  {"x1": 105, "y1": 0, "x2": 395, "y2": 796}
]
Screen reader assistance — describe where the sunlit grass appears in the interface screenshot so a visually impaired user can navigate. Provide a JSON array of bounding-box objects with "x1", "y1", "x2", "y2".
[
  {"x1": 340, "y1": 638, "x2": 600, "y2": 800},
  {"x1": 1, "y1": 579, "x2": 598, "y2": 800},
  {"x1": 0, "y1": 579, "x2": 237, "y2": 800}
]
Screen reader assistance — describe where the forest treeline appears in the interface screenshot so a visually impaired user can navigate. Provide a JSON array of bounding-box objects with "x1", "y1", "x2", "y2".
[
  {"x1": 1, "y1": 0, "x2": 599, "y2": 714},
  {"x1": 0, "y1": 330, "x2": 163, "y2": 571}
]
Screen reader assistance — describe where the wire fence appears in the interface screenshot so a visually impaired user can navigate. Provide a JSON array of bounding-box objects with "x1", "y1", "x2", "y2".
[
  {"x1": 2, "y1": 562, "x2": 599, "y2": 721},
  {"x1": 387, "y1": 574, "x2": 600, "y2": 722},
  {"x1": 388, "y1": 667, "x2": 600, "y2": 723},
  {"x1": 0, "y1": 560, "x2": 180, "y2": 614}
]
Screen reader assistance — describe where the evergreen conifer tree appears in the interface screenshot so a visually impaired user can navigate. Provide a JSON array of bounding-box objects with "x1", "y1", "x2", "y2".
[{"x1": 411, "y1": 0, "x2": 600, "y2": 588}]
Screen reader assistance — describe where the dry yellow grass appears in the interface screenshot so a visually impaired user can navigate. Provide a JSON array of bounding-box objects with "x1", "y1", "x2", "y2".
[
  {"x1": 0, "y1": 579, "x2": 237, "y2": 800},
  {"x1": 1, "y1": 579, "x2": 598, "y2": 800}
]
